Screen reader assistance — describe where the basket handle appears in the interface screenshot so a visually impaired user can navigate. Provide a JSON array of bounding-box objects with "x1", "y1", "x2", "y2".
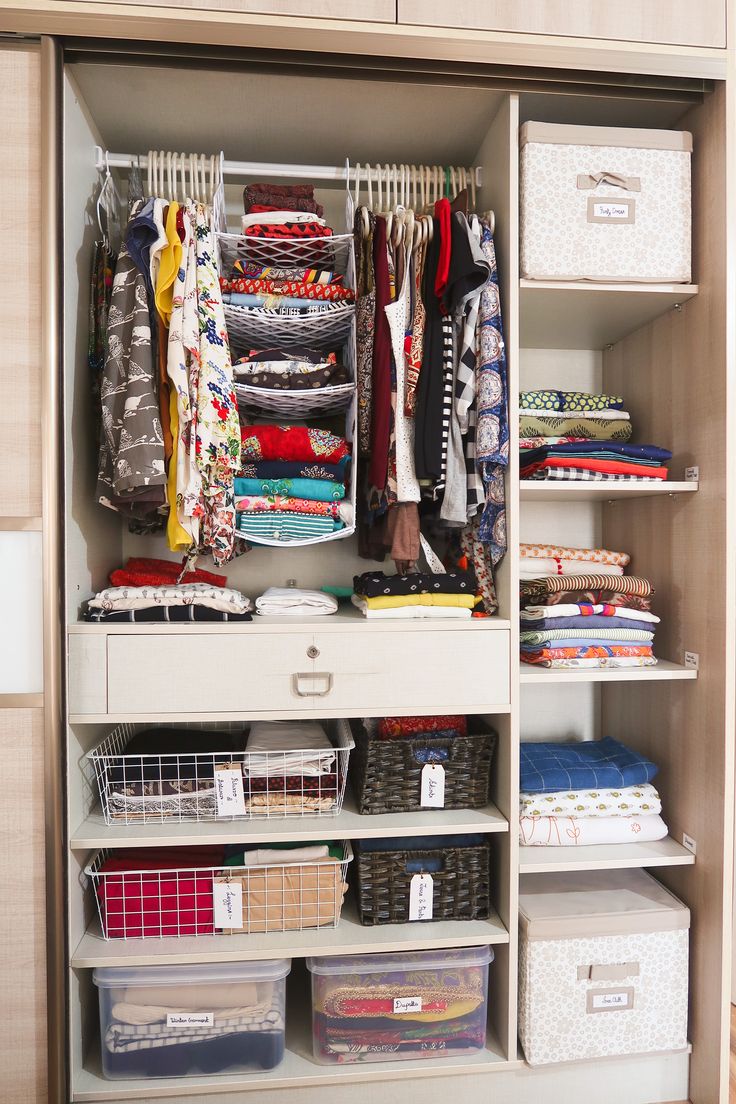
[
  {"x1": 577, "y1": 171, "x2": 641, "y2": 193},
  {"x1": 407, "y1": 739, "x2": 453, "y2": 766},
  {"x1": 405, "y1": 853, "x2": 445, "y2": 874},
  {"x1": 292, "y1": 672, "x2": 334, "y2": 698}
]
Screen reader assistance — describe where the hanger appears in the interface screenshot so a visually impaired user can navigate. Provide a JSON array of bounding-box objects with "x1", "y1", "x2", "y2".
[
  {"x1": 96, "y1": 150, "x2": 121, "y2": 247},
  {"x1": 484, "y1": 209, "x2": 496, "y2": 234},
  {"x1": 469, "y1": 167, "x2": 477, "y2": 212}
]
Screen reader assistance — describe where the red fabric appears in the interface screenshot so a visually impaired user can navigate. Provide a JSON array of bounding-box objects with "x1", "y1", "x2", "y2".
[
  {"x1": 338, "y1": 998, "x2": 450, "y2": 1016},
  {"x1": 244, "y1": 223, "x2": 333, "y2": 239},
  {"x1": 368, "y1": 216, "x2": 392, "y2": 492},
  {"x1": 239, "y1": 424, "x2": 350, "y2": 465},
  {"x1": 109, "y1": 557, "x2": 227, "y2": 589},
  {"x1": 96, "y1": 848, "x2": 223, "y2": 939},
  {"x1": 378, "y1": 715, "x2": 468, "y2": 740},
  {"x1": 522, "y1": 457, "x2": 668, "y2": 479},
  {"x1": 433, "y1": 198, "x2": 452, "y2": 311},
  {"x1": 220, "y1": 276, "x2": 354, "y2": 303}
]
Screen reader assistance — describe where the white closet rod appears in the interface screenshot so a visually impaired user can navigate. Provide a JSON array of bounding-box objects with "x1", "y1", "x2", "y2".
[{"x1": 94, "y1": 145, "x2": 483, "y2": 186}]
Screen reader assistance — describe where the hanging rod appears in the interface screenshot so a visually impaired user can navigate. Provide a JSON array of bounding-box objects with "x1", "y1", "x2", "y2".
[{"x1": 94, "y1": 146, "x2": 483, "y2": 187}]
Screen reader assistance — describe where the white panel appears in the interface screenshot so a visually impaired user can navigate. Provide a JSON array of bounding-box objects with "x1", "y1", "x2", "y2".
[{"x1": 0, "y1": 531, "x2": 42, "y2": 693}]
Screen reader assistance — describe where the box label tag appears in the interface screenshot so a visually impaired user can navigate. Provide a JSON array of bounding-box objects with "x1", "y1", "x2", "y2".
[
  {"x1": 587, "y1": 197, "x2": 635, "y2": 224},
  {"x1": 421, "y1": 763, "x2": 445, "y2": 808},
  {"x1": 409, "y1": 873, "x2": 434, "y2": 921},
  {"x1": 166, "y1": 1012, "x2": 214, "y2": 1027},
  {"x1": 587, "y1": 987, "x2": 634, "y2": 1013},
  {"x1": 213, "y1": 879, "x2": 243, "y2": 929},
  {"x1": 215, "y1": 765, "x2": 246, "y2": 817},
  {"x1": 393, "y1": 996, "x2": 423, "y2": 1015}
]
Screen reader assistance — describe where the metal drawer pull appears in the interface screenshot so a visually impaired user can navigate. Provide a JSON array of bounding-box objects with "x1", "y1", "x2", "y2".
[{"x1": 292, "y1": 672, "x2": 334, "y2": 697}]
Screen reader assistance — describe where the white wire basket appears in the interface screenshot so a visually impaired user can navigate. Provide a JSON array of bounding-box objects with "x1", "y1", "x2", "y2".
[
  {"x1": 86, "y1": 842, "x2": 353, "y2": 940},
  {"x1": 86, "y1": 719, "x2": 355, "y2": 825},
  {"x1": 218, "y1": 231, "x2": 356, "y2": 354},
  {"x1": 234, "y1": 381, "x2": 355, "y2": 419}
]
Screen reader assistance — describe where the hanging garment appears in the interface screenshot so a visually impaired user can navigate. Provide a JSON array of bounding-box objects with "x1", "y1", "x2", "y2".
[
  {"x1": 413, "y1": 224, "x2": 447, "y2": 487},
  {"x1": 475, "y1": 223, "x2": 508, "y2": 563},
  {"x1": 385, "y1": 233, "x2": 420, "y2": 504},
  {"x1": 88, "y1": 238, "x2": 117, "y2": 433},
  {"x1": 368, "y1": 217, "x2": 393, "y2": 496},
  {"x1": 354, "y1": 208, "x2": 376, "y2": 456},
  {"x1": 96, "y1": 200, "x2": 166, "y2": 523},
  {"x1": 404, "y1": 238, "x2": 427, "y2": 416}
]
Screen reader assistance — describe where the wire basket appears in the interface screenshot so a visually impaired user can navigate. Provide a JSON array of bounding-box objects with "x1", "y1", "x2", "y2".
[
  {"x1": 218, "y1": 232, "x2": 356, "y2": 354},
  {"x1": 87, "y1": 719, "x2": 355, "y2": 825},
  {"x1": 87, "y1": 842, "x2": 353, "y2": 940}
]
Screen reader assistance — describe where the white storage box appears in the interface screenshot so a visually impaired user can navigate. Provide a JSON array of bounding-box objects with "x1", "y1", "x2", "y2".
[
  {"x1": 520, "y1": 122, "x2": 692, "y2": 283},
  {"x1": 518, "y1": 869, "x2": 689, "y2": 1066},
  {"x1": 307, "y1": 945, "x2": 493, "y2": 1063},
  {"x1": 93, "y1": 960, "x2": 290, "y2": 1079}
]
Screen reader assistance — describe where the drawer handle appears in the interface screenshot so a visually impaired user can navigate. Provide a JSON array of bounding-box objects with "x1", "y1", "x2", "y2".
[{"x1": 292, "y1": 672, "x2": 334, "y2": 698}]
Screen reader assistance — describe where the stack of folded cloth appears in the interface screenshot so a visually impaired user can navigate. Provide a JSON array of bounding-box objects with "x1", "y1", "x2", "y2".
[
  {"x1": 243, "y1": 721, "x2": 339, "y2": 815},
  {"x1": 236, "y1": 423, "x2": 352, "y2": 542},
  {"x1": 365, "y1": 715, "x2": 468, "y2": 762},
  {"x1": 240, "y1": 182, "x2": 333, "y2": 239},
  {"x1": 519, "y1": 389, "x2": 671, "y2": 481},
  {"x1": 352, "y1": 570, "x2": 477, "y2": 620},
  {"x1": 256, "y1": 587, "x2": 338, "y2": 617},
  {"x1": 233, "y1": 346, "x2": 351, "y2": 391},
  {"x1": 519, "y1": 735, "x2": 667, "y2": 847},
  {"x1": 84, "y1": 556, "x2": 253, "y2": 622},
  {"x1": 520, "y1": 543, "x2": 659, "y2": 669},
  {"x1": 223, "y1": 262, "x2": 353, "y2": 318}
]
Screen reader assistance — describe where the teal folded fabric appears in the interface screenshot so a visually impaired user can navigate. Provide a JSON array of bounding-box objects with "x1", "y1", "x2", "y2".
[
  {"x1": 237, "y1": 512, "x2": 344, "y2": 542},
  {"x1": 234, "y1": 477, "x2": 345, "y2": 502}
]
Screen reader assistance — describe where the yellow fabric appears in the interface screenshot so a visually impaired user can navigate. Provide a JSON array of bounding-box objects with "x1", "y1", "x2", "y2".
[
  {"x1": 362, "y1": 593, "x2": 476, "y2": 610},
  {"x1": 166, "y1": 390, "x2": 191, "y2": 553},
  {"x1": 392, "y1": 998, "x2": 481, "y2": 1023},
  {"x1": 155, "y1": 201, "x2": 181, "y2": 328}
]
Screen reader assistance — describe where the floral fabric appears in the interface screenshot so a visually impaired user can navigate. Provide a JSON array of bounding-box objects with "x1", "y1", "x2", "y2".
[{"x1": 240, "y1": 424, "x2": 350, "y2": 465}]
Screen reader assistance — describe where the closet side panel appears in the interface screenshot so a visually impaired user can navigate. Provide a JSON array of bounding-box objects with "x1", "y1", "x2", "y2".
[
  {"x1": 0, "y1": 708, "x2": 47, "y2": 1104},
  {"x1": 0, "y1": 45, "x2": 42, "y2": 518},
  {"x1": 601, "y1": 84, "x2": 731, "y2": 1104}
]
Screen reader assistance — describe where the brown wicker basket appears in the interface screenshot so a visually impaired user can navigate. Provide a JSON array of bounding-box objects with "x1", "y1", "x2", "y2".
[
  {"x1": 354, "y1": 839, "x2": 491, "y2": 925},
  {"x1": 349, "y1": 719, "x2": 497, "y2": 815}
]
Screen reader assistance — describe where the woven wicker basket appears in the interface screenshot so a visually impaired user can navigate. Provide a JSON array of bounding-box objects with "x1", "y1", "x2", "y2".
[
  {"x1": 349, "y1": 719, "x2": 497, "y2": 815},
  {"x1": 355, "y1": 840, "x2": 491, "y2": 925}
]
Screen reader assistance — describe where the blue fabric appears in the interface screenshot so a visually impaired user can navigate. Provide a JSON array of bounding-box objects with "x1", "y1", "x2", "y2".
[
  {"x1": 521, "y1": 442, "x2": 672, "y2": 464},
  {"x1": 358, "y1": 834, "x2": 485, "y2": 853},
  {"x1": 476, "y1": 225, "x2": 509, "y2": 562},
  {"x1": 520, "y1": 736, "x2": 658, "y2": 794},
  {"x1": 520, "y1": 637, "x2": 651, "y2": 650},
  {"x1": 520, "y1": 614, "x2": 656, "y2": 632},
  {"x1": 234, "y1": 477, "x2": 345, "y2": 502}
]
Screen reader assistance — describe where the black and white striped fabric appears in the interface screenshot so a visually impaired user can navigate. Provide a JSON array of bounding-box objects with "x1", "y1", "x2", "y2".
[
  {"x1": 455, "y1": 296, "x2": 479, "y2": 434},
  {"x1": 528, "y1": 467, "x2": 663, "y2": 482},
  {"x1": 432, "y1": 317, "x2": 455, "y2": 500}
]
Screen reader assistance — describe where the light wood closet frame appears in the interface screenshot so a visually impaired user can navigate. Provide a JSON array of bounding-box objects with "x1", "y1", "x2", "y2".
[{"x1": 48, "y1": 39, "x2": 734, "y2": 1104}]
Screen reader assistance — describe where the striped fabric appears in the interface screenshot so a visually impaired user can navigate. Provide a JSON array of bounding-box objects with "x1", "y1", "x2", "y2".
[
  {"x1": 521, "y1": 574, "x2": 653, "y2": 598},
  {"x1": 236, "y1": 512, "x2": 344, "y2": 542},
  {"x1": 433, "y1": 317, "x2": 455, "y2": 499},
  {"x1": 455, "y1": 296, "x2": 479, "y2": 432},
  {"x1": 527, "y1": 467, "x2": 662, "y2": 482}
]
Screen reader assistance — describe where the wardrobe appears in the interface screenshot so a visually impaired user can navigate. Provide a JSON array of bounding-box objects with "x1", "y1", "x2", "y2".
[{"x1": 0, "y1": 14, "x2": 732, "y2": 1104}]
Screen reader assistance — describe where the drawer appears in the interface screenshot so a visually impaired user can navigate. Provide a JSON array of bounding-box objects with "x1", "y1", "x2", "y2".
[
  {"x1": 397, "y1": 0, "x2": 726, "y2": 48},
  {"x1": 71, "y1": 0, "x2": 396, "y2": 19}
]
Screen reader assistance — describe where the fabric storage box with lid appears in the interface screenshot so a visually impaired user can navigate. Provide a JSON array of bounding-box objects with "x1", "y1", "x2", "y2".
[
  {"x1": 93, "y1": 960, "x2": 290, "y2": 1079},
  {"x1": 306, "y1": 946, "x2": 493, "y2": 1064},
  {"x1": 518, "y1": 868, "x2": 689, "y2": 1066},
  {"x1": 350, "y1": 715, "x2": 497, "y2": 815},
  {"x1": 519, "y1": 122, "x2": 692, "y2": 283},
  {"x1": 354, "y1": 834, "x2": 490, "y2": 925},
  {"x1": 86, "y1": 719, "x2": 354, "y2": 824}
]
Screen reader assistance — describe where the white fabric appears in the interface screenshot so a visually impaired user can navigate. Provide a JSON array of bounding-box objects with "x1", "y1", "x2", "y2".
[
  {"x1": 384, "y1": 236, "x2": 420, "y2": 502},
  {"x1": 351, "y1": 596, "x2": 471, "y2": 620},
  {"x1": 519, "y1": 812, "x2": 668, "y2": 846},
  {"x1": 241, "y1": 845, "x2": 329, "y2": 866},
  {"x1": 245, "y1": 721, "x2": 334, "y2": 777},
  {"x1": 255, "y1": 587, "x2": 338, "y2": 616},
  {"x1": 518, "y1": 407, "x2": 631, "y2": 420},
  {"x1": 520, "y1": 560, "x2": 624, "y2": 580},
  {"x1": 240, "y1": 211, "x2": 325, "y2": 229},
  {"x1": 520, "y1": 783, "x2": 661, "y2": 819},
  {"x1": 89, "y1": 583, "x2": 252, "y2": 614},
  {"x1": 522, "y1": 604, "x2": 660, "y2": 624}
]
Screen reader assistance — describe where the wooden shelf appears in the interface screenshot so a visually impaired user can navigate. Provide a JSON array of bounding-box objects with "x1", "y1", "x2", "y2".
[
  {"x1": 70, "y1": 797, "x2": 509, "y2": 851},
  {"x1": 519, "y1": 836, "x2": 696, "y2": 874},
  {"x1": 72, "y1": 1025, "x2": 516, "y2": 1101},
  {"x1": 520, "y1": 659, "x2": 697, "y2": 684},
  {"x1": 68, "y1": 610, "x2": 512, "y2": 635},
  {"x1": 519, "y1": 280, "x2": 698, "y2": 349},
  {"x1": 520, "y1": 480, "x2": 698, "y2": 502},
  {"x1": 71, "y1": 901, "x2": 509, "y2": 968}
]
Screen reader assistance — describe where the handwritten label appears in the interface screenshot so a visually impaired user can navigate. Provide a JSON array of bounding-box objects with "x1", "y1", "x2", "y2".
[
  {"x1": 592, "y1": 992, "x2": 629, "y2": 1009},
  {"x1": 684, "y1": 651, "x2": 699, "y2": 671},
  {"x1": 592, "y1": 202, "x2": 629, "y2": 219},
  {"x1": 587, "y1": 987, "x2": 634, "y2": 1013},
  {"x1": 215, "y1": 765, "x2": 246, "y2": 817},
  {"x1": 213, "y1": 879, "x2": 243, "y2": 929},
  {"x1": 420, "y1": 764, "x2": 445, "y2": 808},
  {"x1": 166, "y1": 1012, "x2": 214, "y2": 1027},
  {"x1": 685, "y1": 466, "x2": 699, "y2": 482},
  {"x1": 393, "y1": 996, "x2": 423, "y2": 1015},
  {"x1": 409, "y1": 873, "x2": 434, "y2": 921}
]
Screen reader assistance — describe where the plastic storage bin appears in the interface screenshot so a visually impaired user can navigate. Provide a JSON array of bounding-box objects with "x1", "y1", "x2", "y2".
[
  {"x1": 93, "y1": 960, "x2": 290, "y2": 1079},
  {"x1": 307, "y1": 946, "x2": 493, "y2": 1063},
  {"x1": 520, "y1": 121, "x2": 692, "y2": 283},
  {"x1": 518, "y1": 869, "x2": 689, "y2": 1066}
]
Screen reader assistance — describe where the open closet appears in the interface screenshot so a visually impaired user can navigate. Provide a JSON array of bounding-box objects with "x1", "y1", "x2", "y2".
[{"x1": 57, "y1": 42, "x2": 732, "y2": 1104}]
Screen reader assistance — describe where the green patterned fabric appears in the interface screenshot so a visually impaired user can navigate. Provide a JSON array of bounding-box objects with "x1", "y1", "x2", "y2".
[
  {"x1": 518, "y1": 414, "x2": 632, "y2": 441},
  {"x1": 520, "y1": 390, "x2": 624, "y2": 412}
]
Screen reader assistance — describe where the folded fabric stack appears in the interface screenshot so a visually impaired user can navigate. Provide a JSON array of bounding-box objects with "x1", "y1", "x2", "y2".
[
  {"x1": 520, "y1": 543, "x2": 659, "y2": 669},
  {"x1": 366, "y1": 714, "x2": 468, "y2": 763},
  {"x1": 519, "y1": 389, "x2": 671, "y2": 481},
  {"x1": 85, "y1": 578, "x2": 253, "y2": 623},
  {"x1": 223, "y1": 261, "x2": 352, "y2": 318},
  {"x1": 351, "y1": 570, "x2": 477, "y2": 620},
  {"x1": 236, "y1": 424, "x2": 352, "y2": 543},
  {"x1": 240, "y1": 182, "x2": 333, "y2": 239},
  {"x1": 255, "y1": 587, "x2": 338, "y2": 617},
  {"x1": 233, "y1": 346, "x2": 350, "y2": 390},
  {"x1": 103, "y1": 728, "x2": 247, "y2": 821},
  {"x1": 519, "y1": 736, "x2": 667, "y2": 847},
  {"x1": 243, "y1": 721, "x2": 339, "y2": 814}
]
